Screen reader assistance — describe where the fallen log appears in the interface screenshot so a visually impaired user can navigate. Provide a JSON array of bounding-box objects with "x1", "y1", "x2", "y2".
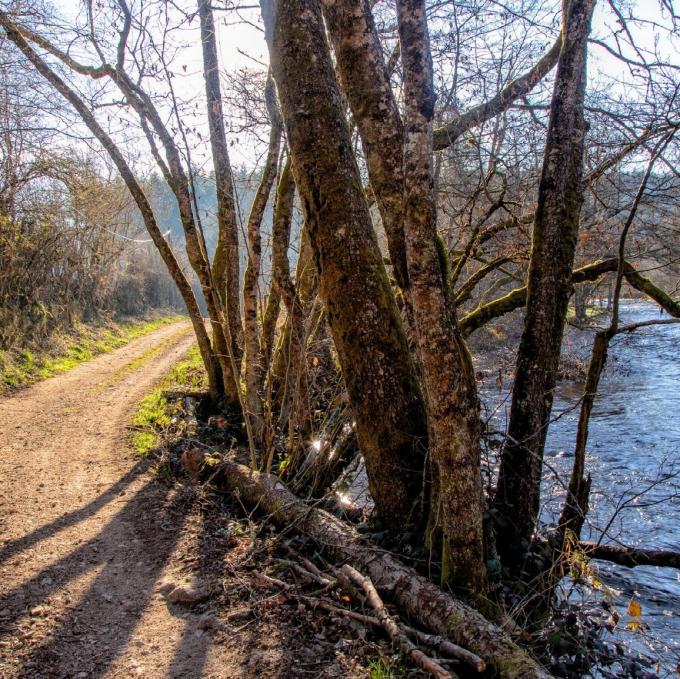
[
  {"x1": 212, "y1": 458, "x2": 553, "y2": 679},
  {"x1": 578, "y1": 541, "x2": 680, "y2": 570}
]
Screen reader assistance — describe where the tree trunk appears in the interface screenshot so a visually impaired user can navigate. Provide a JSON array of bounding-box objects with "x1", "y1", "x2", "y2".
[
  {"x1": 242, "y1": 75, "x2": 282, "y2": 442},
  {"x1": 321, "y1": 0, "x2": 409, "y2": 291},
  {"x1": 494, "y1": 0, "x2": 596, "y2": 567},
  {"x1": 268, "y1": 158, "x2": 311, "y2": 447},
  {"x1": 268, "y1": 225, "x2": 316, "y2": 412},
  {"x1": 260, "y1": 0, "x2": 428, "y2": 528},
  {"x1": 198, "y1": 0, "x2": 243, "y2": 392},
  {"x1": 573, "y1": 542, "x2": 680, "y2": 569},
  {"x1": 397, "y1": 0, "x2": 485, "y2": 593}
]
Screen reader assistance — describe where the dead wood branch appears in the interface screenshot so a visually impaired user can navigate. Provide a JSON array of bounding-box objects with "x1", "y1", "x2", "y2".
[
  {"x1": 578, "y1": 541, "x2": 680, "y2": 569},
  {"x1": 339, "y1": 564, "x2": 456, "y2": 679},
  {"x1": 211, "y1": 458, "x2": 553, "y2": 679}
]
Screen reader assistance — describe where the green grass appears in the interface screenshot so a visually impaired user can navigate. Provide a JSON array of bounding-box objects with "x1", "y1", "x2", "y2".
[
  {"x1": 130, "y1": 344, "x2": 206, "y2": 456},
  {"x1": 0, "y1": 314, "x2": 185, "y2": 393},
  {"x1": 368, "y1": 657, "x2": 405, "y2": 679}
]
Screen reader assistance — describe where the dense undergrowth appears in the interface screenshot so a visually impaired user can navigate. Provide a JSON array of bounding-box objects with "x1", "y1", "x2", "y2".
[{"x1": 0, "y1": 312, "x2": 184, "y2": 394}]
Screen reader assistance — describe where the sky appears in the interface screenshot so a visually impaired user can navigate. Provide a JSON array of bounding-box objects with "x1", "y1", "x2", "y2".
[{"x1": 45, "y1": 0, "x2": 679, "y2": 173}]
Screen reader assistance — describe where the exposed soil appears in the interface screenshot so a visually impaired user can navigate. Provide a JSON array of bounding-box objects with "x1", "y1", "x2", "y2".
[{"x1": 0, "y1": 321, "x2": 389, "y2": 679}]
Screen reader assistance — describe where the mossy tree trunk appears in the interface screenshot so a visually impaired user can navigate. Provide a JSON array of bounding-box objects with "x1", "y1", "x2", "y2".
[
  {"x1": 494, "y1": 0, "x2": 596, "y2": 568},
  {"x1": 320, "y1": 0, "x2": 409, "y2": 292},
  {"x1": 260, "y1": 0, "x2": 428, "y2": 528},
  {"x1": 397, "y1": 0, "x2": 485, "y2": 593},
  {"x1": 198, "y1": 0, "x2": 243, "y2": 409}
]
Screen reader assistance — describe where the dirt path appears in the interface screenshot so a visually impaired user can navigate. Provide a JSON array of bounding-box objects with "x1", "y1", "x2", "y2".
[{"x1": 0, "y1": 321, "x2": 240, "y2": 678}]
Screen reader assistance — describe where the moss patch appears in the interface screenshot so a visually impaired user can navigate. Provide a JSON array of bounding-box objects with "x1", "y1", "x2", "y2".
[
  {"x1": 0, "y1": 314, "x2": 185, "y2": 393},
  {"x1": 130, "y1": 344, "x2": 205, "y2": 456}
]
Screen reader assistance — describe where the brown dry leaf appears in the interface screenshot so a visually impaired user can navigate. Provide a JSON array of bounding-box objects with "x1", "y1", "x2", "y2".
[{"x1": 627, "y1": 599, "x2": 642, "y2": 618}]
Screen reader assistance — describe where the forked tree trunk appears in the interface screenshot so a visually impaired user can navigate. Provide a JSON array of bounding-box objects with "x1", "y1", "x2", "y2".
[
  {"x1": 260, "y1": 0, "x2": 428, "y2": 527},
  {"x1": 494, "y1": 0, "x2": 596, "y2": 567},
  {"x1": 397, "y1": 0, "x2": 485, "y2": 593}
]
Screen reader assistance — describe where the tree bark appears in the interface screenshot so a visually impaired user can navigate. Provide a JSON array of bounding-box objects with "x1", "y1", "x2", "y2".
[
  {"x1": 242, "y1": 75, "x2": 282, "y2": 442},
  {"x1": 397, "y1": 0, "x2": 485, "y2": 593},
  {"x1": 260, "y1": 0, "x2": 428, "y2": 527},
  {"x1": 198, "y1": 0, "x2": 243, "y2": 382},
  {"x1": 268, "y1": 158, "x2": 311, "y2": 445},
  {"x1": 494, "y1": 0, "x2": 596, "y2": 567},
  {"x1": 321, "y1": 0, "x2": 409, "y2": 291}
]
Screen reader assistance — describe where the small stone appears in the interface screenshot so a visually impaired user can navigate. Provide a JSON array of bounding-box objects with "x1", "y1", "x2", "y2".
[
  {"x1": 155, "y1": 579, "x2": 177, "y2": 595},
  {"x1": 334, "y1": 639, "x2": 353, "y2": 651},
  {"x1": 167, "y1": 584, "x2": 210, "y2": 606},
  {"x1": 197, "y1": 613, "x2": 223, "y2": 631}
]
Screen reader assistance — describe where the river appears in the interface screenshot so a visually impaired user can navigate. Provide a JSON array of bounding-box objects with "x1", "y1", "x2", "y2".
[{"x1": 481, "y1": 301, "x2": 680, "y2": 674}]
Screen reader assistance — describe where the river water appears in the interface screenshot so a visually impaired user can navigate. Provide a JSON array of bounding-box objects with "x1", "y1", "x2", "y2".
[{"x1": 481, "y1": 301, "x2": 680, "y2": 673}]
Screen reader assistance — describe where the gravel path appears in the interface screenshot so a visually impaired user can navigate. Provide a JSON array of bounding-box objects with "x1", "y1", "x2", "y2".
[{"x1": 0, "y1": 320, "x2": 239, "y2": 678}]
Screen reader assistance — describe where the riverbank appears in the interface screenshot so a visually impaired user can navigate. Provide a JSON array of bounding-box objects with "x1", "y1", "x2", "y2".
[
  {"x1": 129, "y1": 300, "x2": 679, "y2": 677},
  {"x1": 477, "y1": 300, "x2": 680, "y2": 675},
  {"x1": 467, "y1": 301, "x2": 607, "y2": 385}
]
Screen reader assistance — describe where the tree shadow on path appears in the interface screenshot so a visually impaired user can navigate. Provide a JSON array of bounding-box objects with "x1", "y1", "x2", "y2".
[{"x1": 0, "y1": 469, "x2": 195, "y2": 678}]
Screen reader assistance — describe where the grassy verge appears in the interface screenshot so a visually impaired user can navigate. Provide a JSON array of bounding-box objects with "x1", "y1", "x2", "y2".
[
  {"x1": 0, "y1": 313, "x2": 185, "y2": 394},
  {"x1": 131, "y1": 344, "x2": 205, "y2": 455}
]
